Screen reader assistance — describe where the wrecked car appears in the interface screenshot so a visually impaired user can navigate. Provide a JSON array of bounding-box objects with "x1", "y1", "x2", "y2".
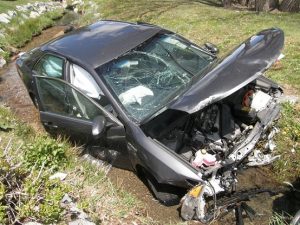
[{"x1": 16, "y1": 20, "x2": 284, "y2": 222}]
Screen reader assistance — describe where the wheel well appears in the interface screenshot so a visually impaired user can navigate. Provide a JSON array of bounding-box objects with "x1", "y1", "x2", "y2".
[
  {"x1": 135, "y1": 164, "x2": 186, "y2": 206},
  {"x1": 135, "y1": 164, "x2": 146, "y2": 179}
]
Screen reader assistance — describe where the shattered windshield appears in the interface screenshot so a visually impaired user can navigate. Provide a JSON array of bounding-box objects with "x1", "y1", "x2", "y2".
[{"x1": 98, "y1": 34, "x2": 214, "y2": 122}]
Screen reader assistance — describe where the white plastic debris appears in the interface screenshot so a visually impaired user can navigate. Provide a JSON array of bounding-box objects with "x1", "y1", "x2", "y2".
[
  {"x1": 251, "y1": 91, "x2": 271, "y2": 111},
  {"x1": 246, "y1": 149, "x2": 280, "y2": 167},
  {"x1": 49, "y1": 172, "x2": 67, "y2": 181}
]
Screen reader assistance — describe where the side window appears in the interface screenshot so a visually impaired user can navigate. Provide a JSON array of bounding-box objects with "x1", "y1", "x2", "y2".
[
  {"x1": 70, "y1": 64, "x2": 103, "y2": 99},
  {"x1": 34, "y1": 54, "x2": 64, "y2": 78},
  {"x1": 36, "y1": 77, "x2": 103, "y2": 120}
]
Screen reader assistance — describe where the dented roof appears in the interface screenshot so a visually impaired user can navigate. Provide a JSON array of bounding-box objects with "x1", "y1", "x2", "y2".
[{"x1": 41, "y1": 20, "x2": 161, "y2": 68}]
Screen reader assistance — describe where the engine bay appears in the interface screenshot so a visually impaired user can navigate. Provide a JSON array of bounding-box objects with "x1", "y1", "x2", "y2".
[{"x1": 142, "y1": 76, "x2": 282, "y2": 198}]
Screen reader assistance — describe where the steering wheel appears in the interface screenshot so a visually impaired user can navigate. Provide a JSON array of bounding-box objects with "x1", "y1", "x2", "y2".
[{"x1": 133, "y1": 51, "x2": 189, "y2": 89}]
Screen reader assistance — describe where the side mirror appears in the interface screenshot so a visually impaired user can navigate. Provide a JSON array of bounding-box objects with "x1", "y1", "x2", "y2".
[
  {"x1": 92, "y1": 115, "x2": 106, "y2": 139},
  {"x1": 204, "y1": 42, "x2": 219, "y2": 55}
]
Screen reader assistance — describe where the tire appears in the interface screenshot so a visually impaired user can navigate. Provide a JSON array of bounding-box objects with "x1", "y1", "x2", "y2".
[{"x1": 144, "y1": 172, "x2": 183, "y2": 206}]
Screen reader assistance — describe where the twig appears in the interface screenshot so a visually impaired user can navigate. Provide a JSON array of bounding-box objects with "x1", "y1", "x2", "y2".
[
  {"x1": 32, "y1": 161, "x2": 46, "y2": 185},
  {"x1": 4, "y1": 138, "x2": 12, "y2": 155}
]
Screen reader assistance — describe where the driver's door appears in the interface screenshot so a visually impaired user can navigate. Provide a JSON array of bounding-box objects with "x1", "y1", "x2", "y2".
[{"x1": 34, "y1": 76, "x2": 122, "y2": 143}]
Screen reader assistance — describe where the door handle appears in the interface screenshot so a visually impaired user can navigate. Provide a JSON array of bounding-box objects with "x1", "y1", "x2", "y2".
[{"x1": 43, "y1": 122, "x2": 58, "y2": 129}]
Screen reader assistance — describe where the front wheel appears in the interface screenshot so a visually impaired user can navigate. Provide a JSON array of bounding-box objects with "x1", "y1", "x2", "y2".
[{"x1": 144, "y1": 172, "x2": 183, "y2": 206}]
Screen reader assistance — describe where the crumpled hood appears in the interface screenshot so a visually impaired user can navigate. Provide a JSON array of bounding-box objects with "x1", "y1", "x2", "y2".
[{"x1": 169, "y1": 28, "x2": 284, "y2": 114}]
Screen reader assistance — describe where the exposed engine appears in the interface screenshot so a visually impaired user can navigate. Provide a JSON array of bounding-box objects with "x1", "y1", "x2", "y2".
[
  {"x1": 158, "y1": 86, "x2": 280, "y2": 169},
  {"x1": 142, "y1": 78, "x2": 282, "y2": 222}
]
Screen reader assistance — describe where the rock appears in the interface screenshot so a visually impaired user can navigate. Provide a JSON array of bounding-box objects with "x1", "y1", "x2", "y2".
[
  {"x1": 23, "y1": 222, "x2": 43, "y2": 225},
  {"x1": 16, "y1": 5, "x2": 28, "y2": 12},
  {"x1": 69, "y1": 219, "x2": 95, "y2": 225},
  {"x1": 0, "y1": 13, "x2": 10, "y2": 24},
  {"x1": 26, "y1": 4, "x2": 34, "y2": 11},
  {"x1": 49, "y1": 172, "x2": 67, "y2": 180},
  {"x1": 29, "y1": 11, "x2": 40, "y2": 19},
  {"x1": 7, "y1": 10, "x2": 17, "y2": 19},
  {"x1": 61, "y1": 193, "x2": 73, "y2": 204},
  {"x1": 0, "y1": 57, "x2": 6, "y2": 68},
  {"x1": 72, "y1": 0, "x2": 84, "y2": 6},
  {"x1": 39, "y1": 5, "x2": 48, "y2": 14},
  {"x1": 70, "y1": 206, "x2": 89, "y2": 219}
]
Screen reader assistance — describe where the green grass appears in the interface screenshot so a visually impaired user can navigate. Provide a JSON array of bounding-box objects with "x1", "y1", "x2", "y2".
[
  {"x1": 0, "y1": 105, "x2": 150, "y2": 224},
  {"x1": 273, "y1": 103, "x2": 300, "y2": 181},
  {"x1": 0, "y1": 0, "x2": 63, "y2": 56},
  {"x1": 4, "y1": 9, "x2": 64, "y2": 48},
  {"x1": 269, "y1": 212, "x2": 291, "y2": 225}
]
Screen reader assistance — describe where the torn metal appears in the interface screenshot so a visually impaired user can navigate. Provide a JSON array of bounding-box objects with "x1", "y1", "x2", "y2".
[{"x1": 140, "y1": 29, "x2": 284, "y2": 223}]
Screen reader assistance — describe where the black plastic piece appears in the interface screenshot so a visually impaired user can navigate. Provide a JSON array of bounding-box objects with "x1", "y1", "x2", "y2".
[
  {"x1": 235, "y1": 204, "x2": 244, "y2": 225},
  {"x1": 241, "y1": 202, "x2": 256, "y2": 221}
]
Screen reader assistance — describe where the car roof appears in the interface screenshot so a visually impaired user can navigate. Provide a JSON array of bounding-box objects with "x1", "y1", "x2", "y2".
[{"x1": 41, "y1": 20, "x2": 162, "y2": 68}]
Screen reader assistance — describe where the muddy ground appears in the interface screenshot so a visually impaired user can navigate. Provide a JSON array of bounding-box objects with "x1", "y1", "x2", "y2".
[{"x1": 0, "y1": 25, "x2": 297, "y2": 225}]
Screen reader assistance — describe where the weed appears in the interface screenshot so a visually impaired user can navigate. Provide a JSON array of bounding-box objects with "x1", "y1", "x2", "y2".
[
  {"x1": 18, "y1": 177, "x2": 68, "y2": 223},
  {"x1": 5, "y1": 9, "x2": 63, "y2": 48},
  {"x1": 0, "y1": 105, "x2": 34, "y2": 138},
  {"x1": 273, "y1": 102, "x2": 300, "y2": 181},
  {"x1": 23, "y1": 136, "x2": 68, "y2": 171},
  {"x1": 269, "y1": 212, "x2": 290, "y2": 225}
]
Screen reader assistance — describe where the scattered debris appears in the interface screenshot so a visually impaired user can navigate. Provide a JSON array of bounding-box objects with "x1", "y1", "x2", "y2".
[
  {"x1": 181, "y1": 187, "x2": 278, "y2": 223},
  {"x1": 279, "y1": 95, "x2": 299, "y2": 104},
  {"x1": 246, "y1": 149, "x2": 280, "y2": 167},
  {"x1": 61, "y1": 193, "x2": 95, "y2": 224},
  {"x1": 49, "y1": 172, "x2": 68, "y2": 181}
]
